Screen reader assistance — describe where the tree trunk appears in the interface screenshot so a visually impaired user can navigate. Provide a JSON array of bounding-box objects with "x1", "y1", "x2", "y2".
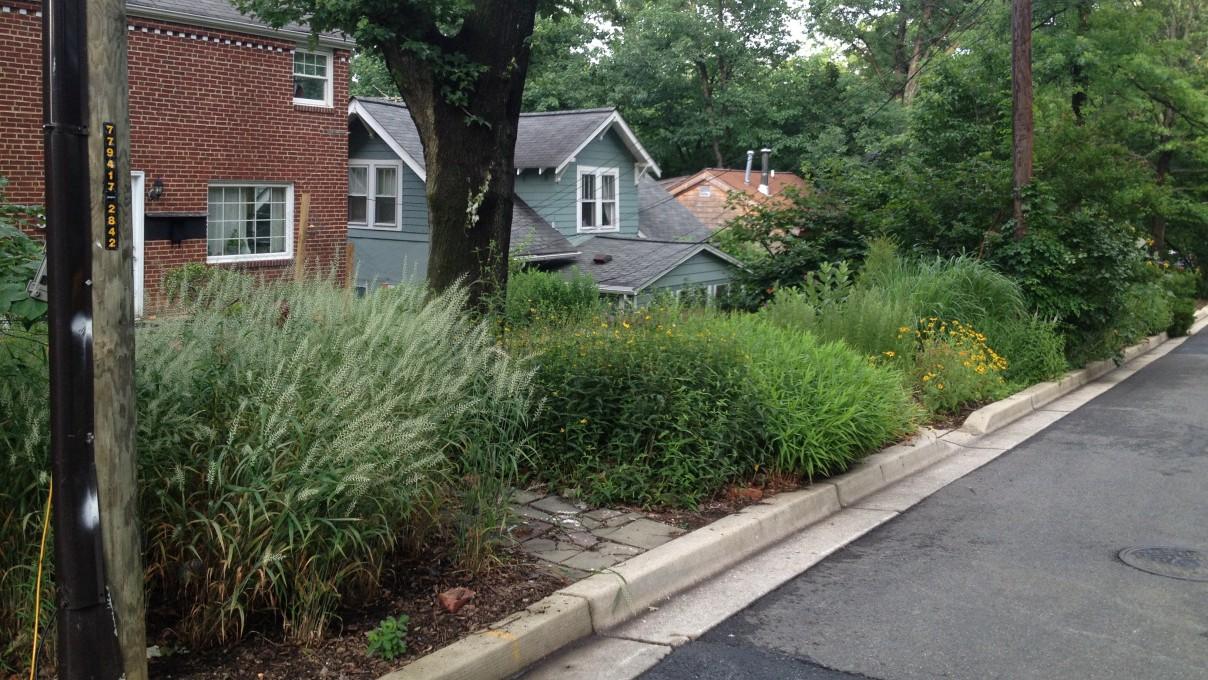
[
  {"x1": 1011, "y1": 0, "x2": 1034, "y2": 239},
  {"x1": 695, "y1": 61, "x2": 726, "y2": 168},
  {"x1": 1152, "y1": 106, "x2": 1176, "y2": 254},
  {"x1": 382, "y1": 2, "x2": 539, "y2": 311},
  {"x1": 1070, "y1": 0, "x2": 1090, "y2": 125},
  {"x1": 903, "y1": 0, "x2": 933, "y2": 104},
  {"x1": 893, "y1": 2, "x2": 911, "y2": 99}
]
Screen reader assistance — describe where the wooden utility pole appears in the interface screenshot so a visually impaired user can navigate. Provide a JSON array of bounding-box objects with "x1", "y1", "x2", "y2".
[
  {"x1": 1011, "y1": 0, "x2": 1034, "y2": 239},
  {"x1": 43, "y1": 0, "x2": 146, "y2": 676},
  {"x1": 88, "y1": 1, "x2": 147, "y2": 677}
]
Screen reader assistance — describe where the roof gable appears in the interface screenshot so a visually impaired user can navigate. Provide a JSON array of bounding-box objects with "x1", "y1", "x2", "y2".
[
  {"x1": 350, "y1": 97, "x2": 660, "y2": 176},
  {"x1": 636, "y1": 175, "x2": 712, "y2": 243},
  {"x1": 665, "y1": 168, "x2": 807, "y2": 200},
  {"x1": 563, "y1": 236, "x2": 742, "y2": 294}
]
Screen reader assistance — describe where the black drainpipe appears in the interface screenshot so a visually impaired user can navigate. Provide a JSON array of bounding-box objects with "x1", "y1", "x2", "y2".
[{"x1": 43, "y1": 0, "x2": 125, "y2": 676}]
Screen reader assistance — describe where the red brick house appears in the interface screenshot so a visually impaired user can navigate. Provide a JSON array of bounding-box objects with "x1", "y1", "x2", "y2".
[
  {"x1": 659, "y1": 161, "x2": 808, "y2": 234},
  {"x1": 1, "y1": 0, "x2": 352, "y2": 313}
]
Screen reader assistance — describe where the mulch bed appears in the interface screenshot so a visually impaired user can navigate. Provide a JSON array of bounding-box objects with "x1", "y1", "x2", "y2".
[
  {"x1": 636, "y1": 472, "x2": 804, "y2": 532},
  {"x1": 147, "y1": 549, "x2": 566, "y2": 679}
]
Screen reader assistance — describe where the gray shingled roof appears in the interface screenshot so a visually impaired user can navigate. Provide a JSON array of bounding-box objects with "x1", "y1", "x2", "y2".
[
  {"x1": 511, "y1": 197, "x2": 578, "y2": 260},
  {"x1": 126, "y1": 0, "x2": 351, "y2": 45},
  {"x1": 559, "y1": 236, "x2": 735, "y2": 293},
  {"x1": 637, "y1": 175, "x2": 712, "y2": 243},
  {"x1": 354, "y1": 98, "x2": 618, "y2": 170},
  {"x1": 514, "y1": 108, "x2": 616, "y2": 169},
  {"x1": 355, "y1": 99, "x2": 427, "y2": 170}
]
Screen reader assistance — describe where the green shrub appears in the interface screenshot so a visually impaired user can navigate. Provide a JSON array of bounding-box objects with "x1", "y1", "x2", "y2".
[
  {"x1": 721, "y1": 315, "x2": 918, "y2": 478},
  {"x1": 503, "y1": 267, "x2": 601, "y2": 329},
  {"x1": 515, "y1": 309, "x2": 762, "y2": 507},
  {"x1": 979, "y1": 314, "x2": 1067, "y2": 385},
  {"x1": 1162, "y1": 269, "x2": 1197, "y2": 338},
  {"x1": 1, "y1": 223, "x2": 46, "y2": 329},
  {"x1": 991, "y1": 207, "x2": 1147, "y2": 364},
  {"x1": 1118, "y1": 281, "x2": 1173, "y2": 343},
  {"x1": 135, "y1": 275, "x2": 536, "y2": 646},
  {"x1": 366, "y1": 614, "x2": 410, "y2": 660}
]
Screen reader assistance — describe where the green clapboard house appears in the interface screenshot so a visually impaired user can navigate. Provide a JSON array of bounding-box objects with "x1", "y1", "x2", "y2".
[{"x1": 346, "y1": 97, "x2": 742, "y2": 303}]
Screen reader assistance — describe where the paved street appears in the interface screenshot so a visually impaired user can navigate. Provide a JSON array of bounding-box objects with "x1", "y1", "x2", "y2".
[{"x1": 641, "y1": 331, "x2": 1208, "y2": 680}]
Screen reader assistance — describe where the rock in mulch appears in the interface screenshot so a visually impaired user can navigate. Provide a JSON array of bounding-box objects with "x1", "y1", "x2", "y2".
[{"x1": 437, "y1": 587, "x2": 476, "y2": 614}]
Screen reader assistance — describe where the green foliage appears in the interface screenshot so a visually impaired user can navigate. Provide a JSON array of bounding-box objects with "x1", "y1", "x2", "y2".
[
  {"x1": 350, "y1": 52, "x2": 400, "y2": 98},
  {"x1": 1118, "y1": 281, "x2": 1174, "y2": 343},
  {"x1": 721, "y1": 315, "x2": 918, "y2": 479},
  {"x1": 513, "y1": 305, "x2": 917, "y2": 506},
  {"x1": 366, "y1": 614, "x2": 410, "y2": 661},
  {"x1": 1, "y1": 276, "x2": 538, "y2": 670},
  {"x1": 136, "y1": 275, "x2": 535, "y2": 645},
  {"x1": 907, "y1": 318, "x2": 1010, "y2": 414},
  {"x1": 762, "y1": 241, "x2": 1063, "y2": 413},
  {"x1": 503, "y1": 267, "x2": 602, "y2": 329},
  {"x1": 1163, "y1": 269, "x2": 1198, "y2": 337},
  {"x1": 978, "y1": 314, "x2": 1067, "y2": 385},
  {"x1": 991, "y1": 204, "x2": 1148, "y2": 364},
  {"x1": 514, "y1": 309, "x2": 761, "y2": 507},
  {"x1": 0, "y1": 354, "x2": 51, "y2": 673},
  {"x1": 0, "y1": 178, "x2": 46, "y2": 329}
]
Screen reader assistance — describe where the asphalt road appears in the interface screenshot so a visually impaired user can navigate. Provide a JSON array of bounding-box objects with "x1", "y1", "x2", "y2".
[{"x1": 641, "y1": 331, "x2": 1208, "y2": 680}]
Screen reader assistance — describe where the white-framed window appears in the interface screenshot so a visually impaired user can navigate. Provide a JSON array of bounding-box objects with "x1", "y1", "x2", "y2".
[
  {"x1": 577, "y1": 166, "x2": 620, "y2": 233},
  {"x1": 206, "y1": 183, "x2": 293, "y2": 263},
  {"x1": 293, "y1": 49, "x2": 332, "y2": 107},
  {"x1": 699, "y1": 186, "x2": 712, "y2": 197},
  {"x1": 348, "y1": 161, "x2": 401, "y2": 230}
]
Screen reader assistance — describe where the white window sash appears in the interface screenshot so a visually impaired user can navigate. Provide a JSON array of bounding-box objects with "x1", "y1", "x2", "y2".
[
  {"x1": 293, "y1": 49, "x2": 332, "y2": 107},
  {"x1": 577, "y1": 166, "x2": 620, "y2": 234},
  {"x1": 348, "y1": 160, "x2": 403, "y2": 232},
  {"x1": 206, "y1": 182, "x2": 294, "y2": 264}
]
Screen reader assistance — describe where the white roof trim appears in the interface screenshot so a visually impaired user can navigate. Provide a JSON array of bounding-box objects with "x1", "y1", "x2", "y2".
[
  {"x1": 349, "y1": 100, "x2": 427, "y2": 181},
  {"x1": 516, "y1": 251, "x2": 582, "y2": 262},
  {"x1": 597, "y1": 284, "x2": 637, "y2": 295},
  {"x1": 127, "y1": 6, "x2": 354, "y2": 48},
  {"x1": 552, "y1": 111, "x2": 662, "y2": 178},
  {"x1": 635, "y1": 243, "x2": 745, "y2": 294}
]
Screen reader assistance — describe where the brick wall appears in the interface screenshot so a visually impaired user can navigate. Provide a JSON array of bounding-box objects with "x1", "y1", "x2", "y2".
[
  {"x1": 672, "y1": 181, "x2": 742, "y2": 233},
  {"x1": 0, "y1": 1, "x2": 350, "y2": 310}
]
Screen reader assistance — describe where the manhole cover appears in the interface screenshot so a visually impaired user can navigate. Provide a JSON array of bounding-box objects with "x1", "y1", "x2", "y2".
[{"x1": 1118, "y1": 547, "x2": 1208, "y2": 582}]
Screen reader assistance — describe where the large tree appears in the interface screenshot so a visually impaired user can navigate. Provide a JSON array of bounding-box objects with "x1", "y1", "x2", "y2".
[{"x1": 239, "y1": 1, "x2": 543, "y2": 308}]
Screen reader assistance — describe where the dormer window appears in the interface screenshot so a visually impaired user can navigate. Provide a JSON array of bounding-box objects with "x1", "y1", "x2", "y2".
[
  {"x1": 293, "y1": 49, "x2": 332, "y2": 107},
  {"x1": 578, "y1": 166, "x2": 619, "y2": 233}
]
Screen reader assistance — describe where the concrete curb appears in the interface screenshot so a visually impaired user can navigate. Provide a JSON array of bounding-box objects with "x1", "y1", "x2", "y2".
[
  {"x1": 961, "y1": 331, "x2": 1171, "y2": 435},
  {"x1": 383, "y1": 321, "x2": 1198, "y2": 680},
  {"x1": 379, "y1": 595, "x2": 592, "y2": 680}
]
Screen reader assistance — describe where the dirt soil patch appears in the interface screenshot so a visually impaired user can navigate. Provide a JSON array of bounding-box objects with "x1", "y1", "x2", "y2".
[
  {"x1": 635, "y1": 472, "x2": 804, "y2": 532},
  {"x1": 148, "y1": 549, "x2": 566, "y2": 679}
]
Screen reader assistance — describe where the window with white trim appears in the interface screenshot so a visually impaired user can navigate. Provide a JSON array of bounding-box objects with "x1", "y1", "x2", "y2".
[
  {"x1": 348, "y1": 161, "x2": 401, "y2": 230},
  {"x1": 293, "y1": 49, "x2": 332, "y2": 106},
  {"x1": 206, "y1": 184, "x2": 293, "y2": 262},
  {"x1": 578, "y1": 166, "x2": 620, "y2": 233}
]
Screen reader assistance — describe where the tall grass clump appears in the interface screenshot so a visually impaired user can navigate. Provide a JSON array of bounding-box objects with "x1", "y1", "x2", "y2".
[
  {"x1": 859, "y1": 238, "x2": 1027, "y2": 325},
  {"x1": 138, "y1": 274, "x2": 536, "y2": 646},
  {"x1": 720, "y1": 315, "x2": 918, "y2": 478},
  {"x1": 765, "y1": 239, "x2": 1067, "y2": 405},
  {"x1": 0, "y1": 366, "x2": 52, "y2": 674},
  {"x1": 502, "y1": 267, "x2": 601, "y2": 329}
]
